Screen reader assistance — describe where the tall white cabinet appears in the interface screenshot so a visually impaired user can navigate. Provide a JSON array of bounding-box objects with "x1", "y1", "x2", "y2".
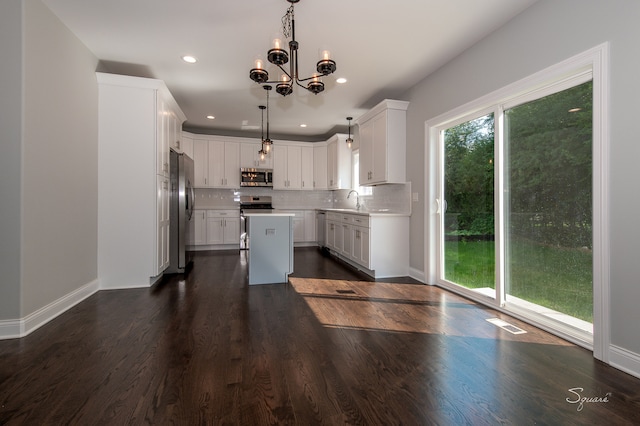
[{"x1": 97, "y1": 73, "x2": 186, "y2": 288}]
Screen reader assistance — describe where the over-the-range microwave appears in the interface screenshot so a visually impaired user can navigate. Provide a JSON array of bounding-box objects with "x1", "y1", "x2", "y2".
[{"x1": 240, "y1": 168, "x2": 273, "y2": 187}]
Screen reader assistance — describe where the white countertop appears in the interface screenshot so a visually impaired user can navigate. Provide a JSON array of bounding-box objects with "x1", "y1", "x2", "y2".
[
  {"x1": 243, "y1": 211, "x2": 295, "y2": 217},
  {"x1": 320, "y1": 208, "x2": 410, "y2": 217}
]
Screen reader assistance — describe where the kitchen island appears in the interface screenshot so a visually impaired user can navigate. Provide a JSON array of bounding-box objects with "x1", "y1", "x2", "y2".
[{"x1": 245, "y1": 212, "x2": 294, "y2": 285}]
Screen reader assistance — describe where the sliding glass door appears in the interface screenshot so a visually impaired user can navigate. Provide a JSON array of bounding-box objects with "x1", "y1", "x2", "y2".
[
  {"x1": 442, "y1": 113, "x2": 496, "y2": 298},
  {"x1": 504, "y1": 81, "x2": 593, "y2": 329},
  {"x1": 436, "y1": 78, "x2": 594, "y2": 339}
]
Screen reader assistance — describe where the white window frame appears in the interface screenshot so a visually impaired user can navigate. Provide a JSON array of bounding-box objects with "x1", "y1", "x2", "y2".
[{"x1": 424, "y1": 43, "x2": 609, "y2": 361}]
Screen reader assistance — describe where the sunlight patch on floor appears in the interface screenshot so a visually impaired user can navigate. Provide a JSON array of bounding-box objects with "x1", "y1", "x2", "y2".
[{"x1": 288, "y1": 277, "x2": 574, "y2": 346}]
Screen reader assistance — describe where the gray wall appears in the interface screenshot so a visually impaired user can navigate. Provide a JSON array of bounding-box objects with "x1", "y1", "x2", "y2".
[
  {"x1": 404, "y1": 0, "x2": 640, "y2": 355},
  {"x1": 22, "y1": 0, "x2": 99, "y2": 315},
  {"x1": 0, "y1": 0, "x2": 23, "y2": 320},
  {"x1": 0, "y1": 0, "x2": 99, "y2": 321}
]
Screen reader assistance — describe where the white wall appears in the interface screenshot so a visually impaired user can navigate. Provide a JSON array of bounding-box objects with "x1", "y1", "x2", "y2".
[
  {"x1": 404, "y1": 0, "x2": 640, "y2": 364},
  {"x1": 0, "y1": 0, "x2": 23, "y2": 320}
]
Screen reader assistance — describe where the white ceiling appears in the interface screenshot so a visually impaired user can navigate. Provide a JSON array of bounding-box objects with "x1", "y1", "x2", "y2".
[{"x1": 43, "y1": 0, "x2": 538, "y2": 141}]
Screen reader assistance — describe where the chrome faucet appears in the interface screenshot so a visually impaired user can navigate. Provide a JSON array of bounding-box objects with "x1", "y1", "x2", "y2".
[{"x1": 347, "y1": 190, "x2": 361, "y2": 210}]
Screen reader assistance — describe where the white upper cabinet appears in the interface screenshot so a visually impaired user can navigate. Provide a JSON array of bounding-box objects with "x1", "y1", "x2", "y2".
[
  {"x1": 181, "y1": 132, "x2": 194, "y2": 159},
  {"x1": 156, "y1": 91, "x2": 187, "y2": 177},
  {"x1": 300, "y1": 146, "x2": 314, "y2": 190},
  {"x1": 313, "y1": 143, "x2": 328, "y2": 190},
  {"x1": 327, "y1": 134, "x2": 352, "y2": 190},
  {"x1": 192, "y1": 137, "x2": 240, "y2": 188},
  {"x1": 356, "y1": 99, "x2": 409, "y2": 185},
  {"x1": 208, "y1": 139, "x2": 240, "y2": 188},
  {"x1": 240, "y1": 141, "x2": 273, "y2": 169},
  {"x1": 193, "y1": 139, "x2": 209, "y2": 187},
  {"x1": 273, "y1": 143, "x2": 302, "y2": 190}
]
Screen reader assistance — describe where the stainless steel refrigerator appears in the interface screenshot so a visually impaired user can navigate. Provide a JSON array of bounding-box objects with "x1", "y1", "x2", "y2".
[{"x1": 167, "y1": 149, "x2": 194, "y2": 273}]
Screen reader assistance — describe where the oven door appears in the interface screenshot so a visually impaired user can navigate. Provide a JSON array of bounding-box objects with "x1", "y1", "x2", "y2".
[{"x1": 240, "y1": 213, "x2": 248, "y2": 250}]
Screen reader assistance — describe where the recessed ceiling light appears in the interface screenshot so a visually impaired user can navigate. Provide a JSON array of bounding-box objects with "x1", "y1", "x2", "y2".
[
  {"x1": 206, "y1": 115, "x2": 215, "y2": 120},
  {"x1": 182, "y1": 55, "x2": 197, "y2": 64},
  {"x1": 300, "y1": 124, "x2": 307, "y2": 128},
  {"x1": 336, "y1": 77, "x2": 347, "y2": 84}
]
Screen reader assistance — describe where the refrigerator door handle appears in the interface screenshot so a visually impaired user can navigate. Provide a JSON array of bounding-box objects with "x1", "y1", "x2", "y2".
[{"x1": 187, "y1": 179, "x2": 195, "y2": 221}]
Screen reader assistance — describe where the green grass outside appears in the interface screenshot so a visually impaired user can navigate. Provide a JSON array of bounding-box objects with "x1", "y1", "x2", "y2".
[{"x1": 445, "y1": 238, "x2": 593, "y2": 323}]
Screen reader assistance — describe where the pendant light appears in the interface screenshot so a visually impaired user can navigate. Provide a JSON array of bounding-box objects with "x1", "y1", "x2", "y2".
[
  {"x1": 258, "y1": 105, "x2": 267, "y2": 161},
  {"x1": 346, "y1": 117, "x2": 354, "y2": 149},
  {"x1": 258, "y1": 85, "x2": 273, "y2": 160},
  {"x1": 263, "y1": 85, "x2": 273, "y2": 153}
]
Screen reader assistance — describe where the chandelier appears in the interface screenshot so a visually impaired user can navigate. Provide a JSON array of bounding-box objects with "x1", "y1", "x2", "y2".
[
  {"x1": 258, "y1": 85, "x2": 273, "y2": 161},
  {"x1": 249, "y1": 0, "x2": 337, "y2": 96}
]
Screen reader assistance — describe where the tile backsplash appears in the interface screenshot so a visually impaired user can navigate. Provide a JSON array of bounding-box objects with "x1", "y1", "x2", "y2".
[
  {"x1": 332, "y1": 183, "x2": 412, "y2": 214},
  {"x1": 194, "y1": 182, "x2": 411, "y2": 215}
]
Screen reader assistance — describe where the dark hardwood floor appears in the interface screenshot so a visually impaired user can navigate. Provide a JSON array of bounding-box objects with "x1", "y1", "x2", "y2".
[{"x1": 1, "y1": 247, "x2": 639, "y2": 425}]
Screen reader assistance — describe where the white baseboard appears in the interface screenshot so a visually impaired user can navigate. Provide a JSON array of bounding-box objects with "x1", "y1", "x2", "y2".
[
  {"x1": 609, "y1": 344, "x2": 640, "y2": 380},
  {"x1": 0, "y1": 319, "x2": 21, "y2": 339},
  {"x1": 408, "y1": 267, "x2": 426, "y2": 284},
  {"x1": 0, "y1": 279, "x2": 99, "y2": 340}
]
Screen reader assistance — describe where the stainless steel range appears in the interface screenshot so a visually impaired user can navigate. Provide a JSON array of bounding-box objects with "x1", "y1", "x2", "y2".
[{"x1": 239, "y1": 195, "x2": 274, "y2": 249}]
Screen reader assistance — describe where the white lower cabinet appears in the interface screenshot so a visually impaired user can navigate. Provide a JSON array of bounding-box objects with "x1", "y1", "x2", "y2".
[
  {"x1": 324, "y1": 211, "x2": 408, "y2": 278},
  {"x1": 193, "y1": 210, "x2": 207, "y2": 245},
  {"x1": 292, "y1": 215, "x2": 304, "y2": 242},
  {"x1": 304, "y1": 210, "x2": 316, "y2": 242},
  {"x1": 191, "y1": 210, "x2": 239, "y2": 247},
  {"x1": 278, "y1": 210, "x2": 317, "y2": 244},
  {"x1": 352, "y1": 225, "x2": 370, "y2": 269},
  {"x1": 207, "y1": 210, "x2": 239, "y2": 245}
]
